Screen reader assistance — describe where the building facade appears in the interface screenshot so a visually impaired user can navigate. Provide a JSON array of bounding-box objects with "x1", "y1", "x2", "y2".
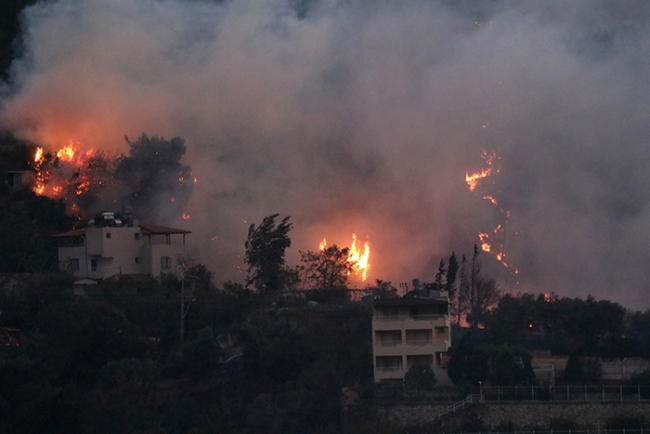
[
  {"x1": 54, "y1": 213, "x2": 190, "y2": 280},
  {"x1": 372, "y1": 292, "x2": 452, "y2": 385}
]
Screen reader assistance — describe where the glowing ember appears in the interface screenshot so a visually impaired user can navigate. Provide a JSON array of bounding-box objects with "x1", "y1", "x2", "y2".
[
  {"x1": 465, "y1": 168, "x2": 490, "y2": 192},
  {"x1": 182, "y1": 213, "x2": 190, "y2": 220}
]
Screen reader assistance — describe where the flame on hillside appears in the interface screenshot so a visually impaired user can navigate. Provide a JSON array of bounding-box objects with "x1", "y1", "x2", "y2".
[
  {"x1": 319, "y1": 233, "x2": 371, "y2": 281},
  {"x1": 466, "y1": 150, "x2": 518, "y2": 274}
]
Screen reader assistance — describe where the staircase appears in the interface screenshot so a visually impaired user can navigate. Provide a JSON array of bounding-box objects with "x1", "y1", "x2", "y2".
[{"x1": 434, "y1": 394, "x2": 482, "y2": 421}]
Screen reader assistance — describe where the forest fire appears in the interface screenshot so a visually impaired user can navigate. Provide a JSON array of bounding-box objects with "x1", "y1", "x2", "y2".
[
  {"x1": 466, "y1": 150, "x2": 518, "y2": 273},
  {"x1": 30, "y1": 143, "x2": 95, "y2": 202},
  {"x1": 319, "y1": 234, "x2": 371, "y2": 281}
]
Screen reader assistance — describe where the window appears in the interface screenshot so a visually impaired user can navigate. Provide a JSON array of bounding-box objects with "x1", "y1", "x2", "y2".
[
  {"x1": 90, "y1": 259, "x2": 98, "y2": 271},
  {"x1": 405, "y1": 329, "x2": 432, "y2": 345},
  {"x1": 68, "y1": 258, "x2": 79, "y2": 272},
  {"x1": 382, "y1": 307, "x2": 399, "y2": 320},
  {"x1": 376, "y1": 356, "x2": 402, "y2": 371},
  {"x1": 134, "y1": 233, "x2": 140, "y2": 240},
  {"x1": 135, "y1": 257, "x2": 140, "y2": 264},
  {"x1": 435, "y1": 326, "x2": 448, "y2": 340},
  {"x1": 406, "y1": 354, "x2": 433, "y2": 369},
  {"x1": 375, "y1": 330, "x2": 401, "y2": 346},
  {"x1": 161, "y1": 256, "x2": 172, "y2": 270},
  {"x1": 105, "y1": 232, "x2": 112, "y2": 239}
]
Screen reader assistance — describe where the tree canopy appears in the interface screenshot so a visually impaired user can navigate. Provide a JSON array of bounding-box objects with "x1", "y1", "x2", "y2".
[{"x1": 245, "y1": 214, "x2": 293, "y2": 294}]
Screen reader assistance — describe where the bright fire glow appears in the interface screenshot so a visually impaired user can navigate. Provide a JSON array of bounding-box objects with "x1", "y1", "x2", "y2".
[
  {"x1": 318, "y1": 234, "x2": 371, "y2": 282},
  {"x1": 56, "y1": 144, "x2": 75, "y2": 162}
]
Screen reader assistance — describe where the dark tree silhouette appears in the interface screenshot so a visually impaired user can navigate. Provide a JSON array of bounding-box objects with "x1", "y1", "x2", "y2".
[{"x1": 245, "y1": 214, "x2": 293, "y2": 294}]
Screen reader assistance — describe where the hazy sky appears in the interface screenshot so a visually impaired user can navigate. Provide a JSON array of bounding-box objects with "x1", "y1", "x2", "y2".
[{"x1": 2, "y1": 0, "x2": 650, "y2": 307}]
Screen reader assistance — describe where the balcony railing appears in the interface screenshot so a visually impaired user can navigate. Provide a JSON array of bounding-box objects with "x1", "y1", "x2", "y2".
[
  {"x1": 377, "y1": 340, "x2": 402, "y2": 346},
  {"x1": 375, "y1": 314, "x2": 446, "y2": 321},
  {"x1": 376, "y1": 365, "x2": 403, "y2": 371}
]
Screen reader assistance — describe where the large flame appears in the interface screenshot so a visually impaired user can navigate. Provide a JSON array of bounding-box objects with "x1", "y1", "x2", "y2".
[
  {"x1": 319, "y1": 233, "x2": 371, "y2": 282},
  {"x1": 30, "y1": 141, "x2": 101, "y2": 208}
]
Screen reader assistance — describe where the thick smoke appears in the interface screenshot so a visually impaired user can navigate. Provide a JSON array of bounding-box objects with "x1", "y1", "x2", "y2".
[{"x1": 2, "y1": 0, "x2": 650, "y2": 307}]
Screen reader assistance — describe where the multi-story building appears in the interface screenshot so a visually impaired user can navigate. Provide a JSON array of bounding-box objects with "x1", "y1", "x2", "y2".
[
  {"x1": 54, "y1": 212, "x2": 190, "y2": 281},
  {"x1": 372, "y1": 289, "x2": 452, "y2": 385}
]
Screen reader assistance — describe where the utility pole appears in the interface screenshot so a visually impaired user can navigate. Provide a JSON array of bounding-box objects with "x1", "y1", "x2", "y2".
[{"x1": 179, "y1": 268, "x2": 196, "y2": 346}]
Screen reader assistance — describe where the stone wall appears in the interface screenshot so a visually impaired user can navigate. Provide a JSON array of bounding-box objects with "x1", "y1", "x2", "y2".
[
  {"x1": 481, "y1": 402, "x2": 650, "y2": 427},
  {"x1": 380, "y1": 401, "x2": 650, "y2": 428}
]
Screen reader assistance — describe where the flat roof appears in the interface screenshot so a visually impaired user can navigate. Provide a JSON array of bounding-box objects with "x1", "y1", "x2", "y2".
[
  {"x1": 54, "y1": 223, "x2": 191, "y2": 238},
  {"x1": 139, "y1": 223, "x2": 191, "y2": 235},
  {"x1": 373, "y1": 297, "x2": 448, "y2": 307}
]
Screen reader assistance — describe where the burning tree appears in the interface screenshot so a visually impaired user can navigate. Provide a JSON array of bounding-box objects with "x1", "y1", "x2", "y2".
[{"x1": 298, "y1": 245, "x2": 356, "y2": 290}]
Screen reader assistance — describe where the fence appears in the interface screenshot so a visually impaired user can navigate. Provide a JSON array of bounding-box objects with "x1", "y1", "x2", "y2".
[
  {"x1": 478, "y1": 385, "x2": 650, "y2": 402},
  {"x1": 454, "y1": 430, "x2": 648, "y2": 434},
  {"x1": 374, "y1": 385, "x2": 650, "y2": 404}
]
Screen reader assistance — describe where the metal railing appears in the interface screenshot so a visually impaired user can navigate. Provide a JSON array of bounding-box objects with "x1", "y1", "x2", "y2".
[
  {"x1": 453, "y1": 430, "x2": 648, "y2": 434},
  {"x1": 435, "y1": 394, "x2": 482, "y2": 420},
  {"x1": 477, "y1": 385, "x2": 650, "y2": 402}
]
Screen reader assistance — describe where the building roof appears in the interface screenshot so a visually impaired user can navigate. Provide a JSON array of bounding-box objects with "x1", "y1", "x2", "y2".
[
  {"x1": 52, "y1": 229, "x2": 85, "y2": 238},
  {"x1": 139, "y1": 223, "x2": 191, "y2": 235},
  {"x1": 373, "y1": 296, "x2": 448, "y2": 307},
  {"x1": 53, "y1": 223, "x2": 191, "y2": 238}
]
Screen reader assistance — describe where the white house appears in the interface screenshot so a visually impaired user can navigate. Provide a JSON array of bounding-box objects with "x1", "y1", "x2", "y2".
[{"x1": 54, "y1": 212, "x2": 190, "y2": 281}]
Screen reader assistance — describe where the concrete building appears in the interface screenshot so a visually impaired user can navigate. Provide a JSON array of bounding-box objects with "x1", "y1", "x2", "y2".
[
  {"x1": 54, "y1": 212, "x2": 190, "y2": 281},
  {"x1": 372, "y1": 290, "x2": 452, "y2": 385}
]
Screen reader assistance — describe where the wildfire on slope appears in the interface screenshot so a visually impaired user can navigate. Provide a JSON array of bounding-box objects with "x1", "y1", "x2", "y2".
[
  {"x1": 30, "y1": 142, "x2": 101, "y2": 204},
  {"x1": 466, "y1": 150, "x2": 518, "y2": 274},
  {"x1": 319, "y1": 234, "x2": 371, "y2": 281}
]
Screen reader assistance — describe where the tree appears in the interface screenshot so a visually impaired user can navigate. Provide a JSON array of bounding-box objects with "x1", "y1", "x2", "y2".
[
  {"x1": 456, "y1": 254, "x2": 469, "y2": 324},
  {"x1": 446, "y1": 251, "x2": 459, "y2": 296},
  {"x1": 298, "y1": 245, "x2": 355, "y2": 290},
  {"x1": 467, "y1": 276, "x2": 501, "y2": 328},
  {"x1": 115, "y1": 134, "x2": 192, "y2": 222},
  {"x1": 244, "y1": 214, "x2": 293, "y2": 294},
  {"x1": 434, "y1": 259, "x2": 446, "y2": 290},
  {"x1": 404, "y1": 364, "x2": 437, "y2": 391}
]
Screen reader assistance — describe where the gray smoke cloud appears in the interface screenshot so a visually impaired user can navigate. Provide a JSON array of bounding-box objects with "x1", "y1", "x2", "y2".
[{"x1": 2, "y1": 0, "x2": 650, "y2": 307}]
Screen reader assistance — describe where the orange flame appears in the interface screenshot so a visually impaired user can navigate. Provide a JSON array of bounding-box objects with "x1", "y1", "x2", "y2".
[
  {"x1": 317, "y1": 234, "x2": 371, "y2": 282},
  {"x1": 465, "y1": 168, "x2": 490, "y2": 192},
  {"x1": 348, "y1": 233, "x2": 370, "y2": 281},
  {"x1": 56, "y1": 144, "x2": 75, "y2": 162}
]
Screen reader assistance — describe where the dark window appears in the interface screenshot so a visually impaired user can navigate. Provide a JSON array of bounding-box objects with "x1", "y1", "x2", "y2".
[
  {"x1": 135, "y1": 257, "x2": 140, "y2": 264},
  {"x1": 91, "y1": 259, "x2": 98, "y2": 271},
  {"x1": 161, "y1": 256, "x2": 172, "y2": 270},
  {"x1": 105, "y1": 233, "x2": 111, "y2": 239},
  {"x1": 134, "y1": 233, "x2": 140, "y2": 240},
  {"x1": 68, "y1": 258, "x2": 79, "y2": 272}
]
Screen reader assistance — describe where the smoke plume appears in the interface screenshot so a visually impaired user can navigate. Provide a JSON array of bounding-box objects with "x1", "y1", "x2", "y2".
[{"x1": 2, "y1": 0, "x2": 650, "y2": 307}]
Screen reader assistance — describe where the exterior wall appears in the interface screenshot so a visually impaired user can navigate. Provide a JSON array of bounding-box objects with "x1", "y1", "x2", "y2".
[
  {"x1": 58, "y1": 245, "x2": 88, "y2": 276},
  {"x1": 372, "y1": 300, "x2": 452, "y2": 385},
  {"x1": 145, "y1": 243, "x2": 186, "y2": 276}
]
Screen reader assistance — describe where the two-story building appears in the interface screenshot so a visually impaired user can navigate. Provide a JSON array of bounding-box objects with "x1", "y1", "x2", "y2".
[
  {"x1": 372, "y1": 289, "x2": 452, "y2": 385},
  {"x1": 54, "y1": 212, "x2": 190, "y2": 281}
]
